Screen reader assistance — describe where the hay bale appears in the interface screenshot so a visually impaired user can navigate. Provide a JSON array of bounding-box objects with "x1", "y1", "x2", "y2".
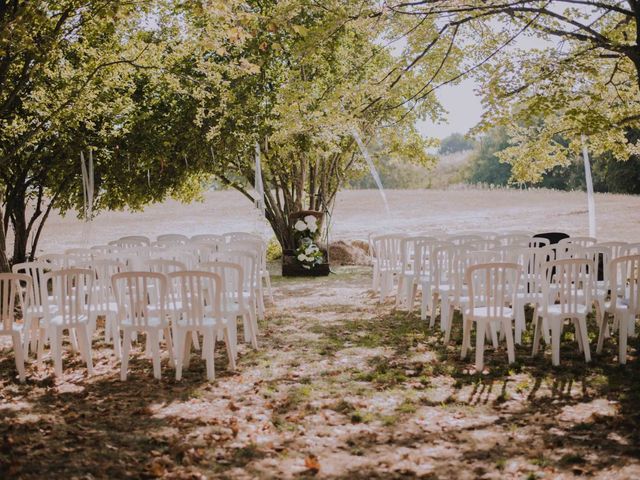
[{"x1": 328, "y1": 240, "x2": 372, "y2": 266}]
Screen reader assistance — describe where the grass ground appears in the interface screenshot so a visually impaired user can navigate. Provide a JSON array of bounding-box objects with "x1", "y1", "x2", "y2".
[{"x1": 1, "y1": 266, "x2": 639, "y2": 479}]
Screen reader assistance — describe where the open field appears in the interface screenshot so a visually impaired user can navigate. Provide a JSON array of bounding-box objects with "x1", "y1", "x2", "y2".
[{"x1": 30, "y1": 188, "x2": 640, "y2": 253}]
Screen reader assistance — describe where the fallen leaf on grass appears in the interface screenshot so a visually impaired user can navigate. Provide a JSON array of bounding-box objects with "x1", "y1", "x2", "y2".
[{"x1": 304, "y1": 454, "x2": 320, "y2": 474}]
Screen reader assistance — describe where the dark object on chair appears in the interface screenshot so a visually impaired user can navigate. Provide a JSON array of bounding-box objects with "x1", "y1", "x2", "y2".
[{"x1": 533, "y1": 232, "x2": 570, "y2": 245}]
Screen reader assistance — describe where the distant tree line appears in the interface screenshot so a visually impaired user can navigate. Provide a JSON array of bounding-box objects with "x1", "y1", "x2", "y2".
[{"x1": 465, "y1": 129, "x2": 640, "y2": 194}]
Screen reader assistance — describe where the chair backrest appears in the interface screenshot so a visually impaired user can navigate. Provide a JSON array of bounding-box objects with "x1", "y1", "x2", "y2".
[
  {"x1": 598, "y1": 241, "x2": 627, "y2": 259},
  {"x1": 84, "y1": 259, "x2": 126, "y2": 310},
  {"x1": 0, "y1": 273, "x2": 32, "y2": 332},
  {"x1": 466, "y1": 263, "x2": 521, "y2": 318},
  {"x1": 527, "y1": 237, "x2": 550, "y2": 249},
  {"x1": 222, "y1": 232, "x2": 262, "y2": 244},
  {"x1": 38, "y1": 253, "x2": 67, "y2": 269},
  {"x1": 65, "y1": 248, "x2": 94, "y2": 264},
  {"x1": 222, "y1": 239, "x2": 266, "y2": 270},
  {"x1": 496, "y1": 233, "x2": 531, "y2": 246},
  {"x1": 452, "y1": 251, "x2": 499, "y2": 298},
  {"x1": 43, "y1": 269, "x2": 94, "y2": 325},
  {"x1": 217, "y1": 250, "x2": 256, "y2": 294},
  {"x1": 558, "y1": 236, "x2": 597, "y2": 248},
  {"x1": 448, "y1": 234, "x2": 484, "y2": 246},
  {"x1": 109, "y1": 235, "x2": 151, "y2": 248},
  {"x1": 580, "y1": 245, "x2": 612, "y2": 286},
  {"x1": 399, "y1": 236, "x2": 437, "y2": 277},
  {"x1": 190, "y1": 234, "x2": 224, "y2": 244},
  {"x1": 90, "y1": 244, "x2": 112, "y2": 255},
  {"x1": 12, "y1": 261, "x2": 52, "y2": 308},
  {"x1": 157, "y1": 234, "x2": 189, "y2": 246},
  {"x1": 372, "y1": 234, "x2": 406, "y2": 272},
  {"x1": 621, "y1": 243, "x2": 640, "y2": 257},
  {"x1": 542, "y1": 259, "x2": 594, "y2": 315},
  {"x1": 145, "y1": 258, "x2": 187, "y2": 275},
  {"x1": 609, "y1": 255, "x2": 640, "y2": 315},
  {"x1": 111, "y1": 272, "x2": 167, "y2": 328},
  {"x1": 199, "y1": 261, "x2": 245, "y2": 312},
  {"x1": 430, "y1": 243, "x2": 456, "y2": 289},
  {"x1": 168, "y1": 271, "x2": 222, "y2": 326}
]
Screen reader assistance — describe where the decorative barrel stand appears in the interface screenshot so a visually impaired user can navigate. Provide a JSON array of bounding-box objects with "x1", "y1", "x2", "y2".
[{"x1": 281, "y1": 210, "x2": 330, "y2": 277}]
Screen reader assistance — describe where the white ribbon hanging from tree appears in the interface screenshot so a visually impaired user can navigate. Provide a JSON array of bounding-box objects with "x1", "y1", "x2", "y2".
[
  {"x1": 581, "y1": 134, "x2": 597, "y2": 238},
  {"x1": 80, "y1": 150, "x2": 95, "y2": 245},
  {"x1": 350, "y1": 126, "x2": 391, "y2": 216},
  {"x1": 254, "y1": 142, "x2": 265, "y2": 217}
]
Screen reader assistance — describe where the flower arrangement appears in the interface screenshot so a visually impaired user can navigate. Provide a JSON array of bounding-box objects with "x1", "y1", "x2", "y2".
[{"x1": 292, "y1": 214, "x2": 323, "y2": 269}]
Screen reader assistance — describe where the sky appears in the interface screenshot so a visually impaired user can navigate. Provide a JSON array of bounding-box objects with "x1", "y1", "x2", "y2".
[{"x1": 416, "y1": 78, "x2": 483, "y2": 140}]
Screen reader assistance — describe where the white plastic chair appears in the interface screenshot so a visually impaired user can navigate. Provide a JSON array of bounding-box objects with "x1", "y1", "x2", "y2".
[
  {"x1": 168, "y1": 271, "x2": 236, "y2": 381},
  {"x1": 41, "y1": 269, "x2": 95, "y2": 377},
  {"x1": 420, "y1": 242, "x2": 455, "y2": 326},
  {"x1": 396, "y1": 236, "x2": 436, "y2": 310},
  {"x1": 12, "y1": 261, "x2": 59, "y2": 355},
  {"x1": 222, "y1": 242, "x2": 267, "y2": 318},
  {"x1": 442, "y1": 250, "x2": 500, "y2": 344},
  {"x1": 112, "y1": 272, "x2": 174, "y2": 380},
  {"x1": 461, "y1": 263, "x2": 521, "y2": 371},
  {"x1": 0, "y1": 273, "x2": 31, "y2": 382},
  {"x1": 65, "y1": 248, "x2": 94, "y2": 266},
  {"x1": 511, "y1": 245, "x2": 555, "y2": 345},
  {"x1": 200, "y1": 261, "x2": 256, "y2": 349},
  {"x1": 532, "y1": 259, "x2": 594, "y2": 366},
  {"x1": 216, "y1": 250, "x2": 259, "y2": 332},
  {"x1": 372, "y1": 234, "x2": 406, "y2": 301},
  {"x1": 84, "y1": 259, "x2": 126, "y2": 357},
  {"x1": 597, "y1": 255, "x2": 640, "y2": 364},
  {"x1": 557, "y1": 237, "x2": 597, "y2": 259}
]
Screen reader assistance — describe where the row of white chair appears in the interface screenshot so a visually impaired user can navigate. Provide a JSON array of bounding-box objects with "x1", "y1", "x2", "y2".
[
  {"x1": 368, "y1": 233, "x2": 640, "y2": 369},
  {"x1": 1, "y1": 231, "x2": 273, "y2": 382}
]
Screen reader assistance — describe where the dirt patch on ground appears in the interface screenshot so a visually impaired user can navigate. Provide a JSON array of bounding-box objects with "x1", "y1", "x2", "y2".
[{"x1": 1, "y1": 266, "x2": 639, "y2": 479}]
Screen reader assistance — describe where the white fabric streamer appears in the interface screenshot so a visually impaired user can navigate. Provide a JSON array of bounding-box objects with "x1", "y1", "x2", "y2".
[
  {"x1": 581, "y1": 134, "x2": 597, "y2": 238},
  {"x1": 350, "y1": 126, "x2": 391, "y2": 216}
]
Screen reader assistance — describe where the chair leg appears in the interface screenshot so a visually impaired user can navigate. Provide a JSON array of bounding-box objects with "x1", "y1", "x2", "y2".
[
  {"x1": 577, "y1": 317, "x2": 590, "y2": 363},
  {"x1": 183, "y1": 330, "x2": 192, "y2": 369},
  {"x1": 429, "y1": 293, "x2": 438, "y2": 328},
  {"x1": 112, "y1": 317, "x2": 122, "y2": 359},
  {"x1": 490, "y1": 323, "x2": 499, "y2": 349},
  {"x1": 12, "y1": 332, "x2": 26, "y2": 383},
  {"x1": 149, "y1": 329, "x2": 161, "y2": 380},
  {"x1": 190, "y1": 331, "x2": 200, "y2": 351},
  {"x1": 203, "y1": 330, "x2": 215, "y2": 381},
  {"x1": 223, "y1": 326, "x2": 236, "y2": 371},
  {"x1": 51, "y1": 328, "x2": 63, "y2": 377},
  {"x1": 69, "y1": 328, "x2": 79, "y2": 353},
  {"x1": 77, "y1": 324, "x2": 94, "y2": 376},
  {"x1": 175, "y1": 329, "x2": 184, "y2": 381},
  {"x1": 420, "y1": 289, "x2": 428, "y2": 321},
  {"x1": 461, "y1": 317, "x2": 470, "y2": 359},
  {"x1": 551, "y1": 320, "x2": 562, "y2": 366},
  {"x1": 503, "y1": 319, "x2": 515, "y2": 364},
  {"x1": 532, "y1": 315, "x2": 542, "y2": 357},
  {"x1": 619, "y1": 313, "x2": 629, "y2": 365},
  {"x1": 120, "y1": 329, "x2": 131, "y2": 381},
  {"x1": 475, "y1": 320, "x2": 486, "y2": 371},
  {"x1": 574, "y1": 319, "x2": 584, "y2": 353},
  {"x1": 542, "y1": 318, "x2": 551, "y2": 345},
  {"x1": 165, "y1": 327, "x2": 175, "y2": 368},
  {"x1": 245, "y1": 313, "x2": 258, "y2": 349},
  {"x1": 265, "y1": 272, "x2": 274, "y2": 303},
  {"x1": 596, "y1": 311, "x2": 609, "y2": 354},
  {"x1": 444, "y1": 304, "x2": 455, "y2": 344},
  {"x1": 515, "y1": 301, "x2": 525, "y2": 345},
  {"x1": 22, "y1": 318, "x2": 31, "y2": 356},
  {"x1": 37, "y1": 327, "x2": 47, "y2": 369}
]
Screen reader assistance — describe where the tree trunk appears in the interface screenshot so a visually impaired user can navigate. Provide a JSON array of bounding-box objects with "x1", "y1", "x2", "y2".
[{"x1": 0, "y1": 208, "x2": 11, "y2": 272}]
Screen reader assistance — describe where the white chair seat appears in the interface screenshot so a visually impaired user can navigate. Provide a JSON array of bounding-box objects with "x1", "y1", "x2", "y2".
[
  {"x1": 544, "y1": 303, "x2": 589, "y2": 316},
  {"x1": 465, "y1": 306, "x2": 513, "y2": 318},
  {"x1": 121, "y1": 316, "x2": 168, "y2": 328},
  {"x1": 49, "y1": 314, "x2": 90, "y2": 327}
]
